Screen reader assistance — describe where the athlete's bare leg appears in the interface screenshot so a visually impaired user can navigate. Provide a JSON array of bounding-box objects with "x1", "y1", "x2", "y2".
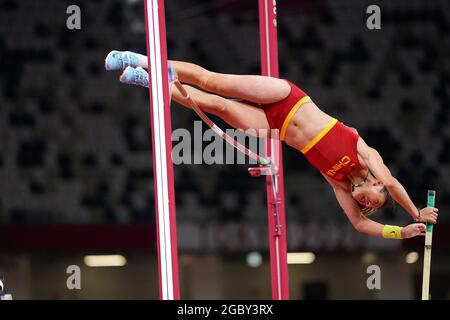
[
  {"x1": 106, "y1": 51, "x2": 291, "y2": 104},
  {"x1": 107, "y1": 52, "x2": 272, "y2": 133},
  {"x1": 171, "y1": 84, "x2": 270, "y2": 134},
  {"x1": 170, "y1": 61, "x2": 291, "y2": 105}
]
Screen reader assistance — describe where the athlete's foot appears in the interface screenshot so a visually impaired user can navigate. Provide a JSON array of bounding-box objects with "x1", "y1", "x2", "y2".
[
  {"x1": 105, "y1": 50, "x2": 139, "y2": 70},
  {"x1": 120, "y1": 66, "x2": 149, "y2": 87},
  {"x1": 119, "y1": 62, "x2": 177, "y2": 88}
]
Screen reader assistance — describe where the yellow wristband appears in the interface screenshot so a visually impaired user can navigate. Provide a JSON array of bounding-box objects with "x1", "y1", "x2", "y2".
[{"x1": 382, "y1": 225, "x2": 403, "y2": 239}]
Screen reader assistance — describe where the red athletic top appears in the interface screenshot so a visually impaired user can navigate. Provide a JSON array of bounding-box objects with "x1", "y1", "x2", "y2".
[{"x1": 302, "y1": 119, "x2": 364, "y2": 182}]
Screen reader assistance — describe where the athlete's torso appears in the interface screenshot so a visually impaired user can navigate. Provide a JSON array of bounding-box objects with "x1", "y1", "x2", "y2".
[
  {"x1": 284, "y1": 102, "x2": 367, "y2": 183},
  {"x1": 284, "y1": 102, "x2": 335, "y2": 149}
]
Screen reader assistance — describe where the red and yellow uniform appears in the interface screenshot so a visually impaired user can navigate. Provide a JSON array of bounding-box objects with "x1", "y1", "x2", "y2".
[
  {"x1": 262, "y1": 81, "x2": 364, "y2": 182},
  {"x1": 261, "y1": 80, "x2": 311, "y2": 140},
  {"x1": 302, "y1": 120, "x2": 364, "y2": 182}
]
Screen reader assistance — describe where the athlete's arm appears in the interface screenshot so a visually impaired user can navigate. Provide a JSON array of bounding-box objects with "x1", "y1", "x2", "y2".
[
  {"x1": 321, "y1": 173, "x2": 385, "y2": 237},
  {"x1": 321, "y1": 174, "x2": 427, "y2": 238},
  {"x1": 357, "y1": 138, "x2": 438, "y2": 223}
]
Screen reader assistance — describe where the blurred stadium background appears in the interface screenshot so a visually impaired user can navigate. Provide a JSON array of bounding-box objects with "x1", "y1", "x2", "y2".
[{"x1": 0, "y1": 0, "x2": 449, "y2": 299}]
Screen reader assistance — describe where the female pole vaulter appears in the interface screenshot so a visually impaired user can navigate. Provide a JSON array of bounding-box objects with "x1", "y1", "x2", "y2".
[{"x1": 105, "y1": 50, "x2": 438, "y2": 240}]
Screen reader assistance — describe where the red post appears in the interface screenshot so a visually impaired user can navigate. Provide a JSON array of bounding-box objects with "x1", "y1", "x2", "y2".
[
  {"x1": 144, "y1": 0, "x2": 180, "y2": 300},
  {"x1": 258, "y1": 0, "x2": 290, "y2": 300}
]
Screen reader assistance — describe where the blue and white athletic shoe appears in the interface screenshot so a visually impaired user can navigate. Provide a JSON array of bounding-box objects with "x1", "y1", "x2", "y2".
[
  {"x1": 119, "y1": 62, "x2": 177, "y2": 88},
  {"x1": 105, "y1": 50, "x2": 139, "y2": 70},
  {"x1": 120, "y1": 66, "x2": 149, "y2": 87}
]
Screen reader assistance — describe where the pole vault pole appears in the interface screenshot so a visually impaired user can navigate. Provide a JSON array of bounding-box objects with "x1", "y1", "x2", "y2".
[
  {"x1": 421, "y1": 190, "x2": 436, "y2": 300},
  {"x1": 144, "y1": 0, "x2": 180, "y2": 300},
  {"x1": 258, "y1": 0, "x2": 290, "y2": 300}
]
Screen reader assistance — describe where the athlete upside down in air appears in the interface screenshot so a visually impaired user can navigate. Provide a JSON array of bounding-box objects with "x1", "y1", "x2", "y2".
[{"x1": 105, "y1": 50, "x2": 439, "y2": 240}]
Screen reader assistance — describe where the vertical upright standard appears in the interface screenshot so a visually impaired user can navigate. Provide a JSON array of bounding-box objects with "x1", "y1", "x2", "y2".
[
  {"x1": 144, "y1": 0, "x2": 180, "y2": 300},
  {"x1": 145, "y1": 0, "x2": 290, "y2": 300},
  {"x1": 258, "y1": 0, "x2": 290, "y2": 300},
  {"x1": 421, "y1": 190, "x2": 436, "y2": 300}
]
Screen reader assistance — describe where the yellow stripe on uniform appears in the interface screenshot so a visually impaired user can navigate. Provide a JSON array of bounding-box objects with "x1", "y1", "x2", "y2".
[
  {"x1": 279, "y1": 96, "x2": 312, "y2": 140},
  {"x1": 301, "y1": 118, "x2": 338, "y2": 154}
]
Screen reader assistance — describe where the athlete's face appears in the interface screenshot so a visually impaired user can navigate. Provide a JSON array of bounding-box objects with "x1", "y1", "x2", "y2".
[{"x1": 351, "y1": 181, "x2": 386, "y2": 208}]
